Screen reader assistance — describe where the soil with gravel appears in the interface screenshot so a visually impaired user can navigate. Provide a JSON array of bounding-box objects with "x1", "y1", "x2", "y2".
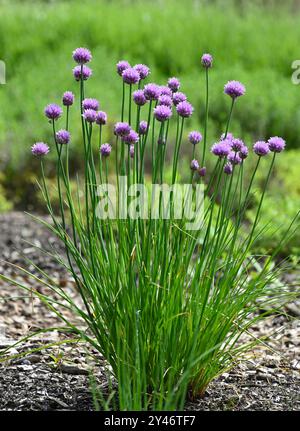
[{"x1": 0, "y1": 212, "x2": 299, "y2": 411}]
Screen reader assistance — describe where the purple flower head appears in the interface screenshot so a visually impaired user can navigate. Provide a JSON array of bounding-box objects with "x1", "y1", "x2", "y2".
[
  {"x1": 168, "y1": 77, "x2": 180, "y2": 92},
  {"x1": 122, "y1": 129, "x2": 139, "y2": 144},
  {"x1": 144, "y1": 83, "x2": 161, "y2": 101},
  {"x1": 154, "y1": 105, "x2": 172, "y2": 122},
  {"x1": 96, "y1": 111, "x2": 107, "y2": 126},
  {"x1": 100, "y1": 143, "x2": 112, "y2": 157},
  {"x1": 160, "y1": 86, "x2": 173, "y2": 97},
  {"x1": 73, "y1": 65, "x2": 92, "y2": 81},
  {"x1": 44, "y1": 104, "x2": 62, "y2": 121},
  {"x1": 133, "y1": 64, "x2": 150, "y2": 80},
  {"x1": 188, "y1": 131, "x2": 202, "y2": 145},
  {"x1": 198, "y1": 167, "x2": 207, "y2": 177},
  {"x1": 62, "y1": 91, "x2": 74, "y2": 107},
  {"x1": 158, "y1": 95, "x2": 173, "y2": 107},
  {"x1": 176, "y1": 101, "x2": 194, "y2": 118},
  {"x1": 139, "y1": 120, "x2": 148, "y2": 135},
  {"x1": 227, "y1": 151, "x2": 242, "y2": 165},
  {"x1": 253, "y1": 141, "x2": 270, "y2": 156},
  {"x1": 190, "y1": 159, "x2": 199, "y2": 171},
  {"x1": 239, "y1": 145, "x2": 249, "y2": 160},
  {"x1": 224, "y1": 80, "x2": 246, "y2": 99},
  {"x1": 114, "y1": 122, "x2": 131, "y2": 137},
  {"x1": 72, "y1": 47, "x2": 92, "y2": 64},
  {"x1": 130, "y1": 144, "x2": 135, "y2": 158},
  {"x1": 56, "y1": 129, "x2": 70, "y2": 145},
  {"x1": 82, "y1": 98, "x2": 99, "y2": 111},
  {"x1": 211, "y1": 140, "x2": 231, "y2": 158},
  {"x1": 31, "y1": 142, "x2": 50, "y2": 157},
  {"x1": 133, "y1": 89, "x2": 147, "y2": 106},
  {"x1": 224, "y1": 163, "x2": 233, "y2": 175},
  {"x1": 116, "y1": 60, "x2": 131, "y2": 76},
  {"x1": 221, "y1": 132, "x2": 234, "y2": 141},
  {"x1": 231, "y1": 138, "x2": 244, "y2": 152},
  {"x1": 122, "y1": 67, "x2": 140, "y2": 85},
  {"x1": 82, "y1": 109, "x2": 97, "y2": 123},
  {"x1": 201, "y1": 53, "x2": 213, "y2": 68},
  {"x1": 268, "y1": 136, "x2": 286, "y2": 153},
  {"x1": 173, "y1": 92, "x2": 187, "y2": 106}
]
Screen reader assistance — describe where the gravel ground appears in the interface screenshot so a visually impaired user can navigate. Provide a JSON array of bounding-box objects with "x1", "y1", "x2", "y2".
[{"x1": 0, "y1": 212, "x2": 299, "y2": 411}]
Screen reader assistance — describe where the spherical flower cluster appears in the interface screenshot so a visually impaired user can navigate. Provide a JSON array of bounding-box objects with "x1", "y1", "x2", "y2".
[
  {"x1": 122, "y1": 67, "x2": 140, "y2": 85},
  {"x1": 268, "y1": 136, "x2": 286, "y2": 153},
  {"x1": 117, "y1": 60, "x2": 131, "y2": 76},
  {"x1": 83, "y1": 109, "x2": 97, "y2": 123},
  {"x1": 144, "y1": 83, "x2": 161, "y2": 101},
  {"x1": 173, "y1": 92, "x2": 187, "y2": 106},
  {"x1": 198, "y1": 167, "x2": 206, "y2": 177},
  {"x1": 154, "y1": 105, "x2": 172, "y2": 122},
  {"x1": 201, "y1": 53, "x2": 213, "y2": 68},
  {"x1": 176, "y1": 101, "x2": 193, "y2": 118},
  {"x1": 224, "y1": 80, "x2": 246, "y2": 99},
  {"x1": 73, "y1": 65, "x2": 92, "y2": 81},
  {"x1": 130, "y1": 145, "x2": 135, "y2": 158},
  {"x1": 188, "y1": 131, "x2": 202, "y2": 145},
  {"x1": 227, "y1": 150, "x2": 242, "y2": 165},
  {"x1": 224, "y1": 163, "x2": 233, "y2": 175},
  {"x1": 253, "y1": 141, "x2": 270, "y2": 156},
  {"x1": 31, "y1": 142, "x2": 49, "y2": 157},
  {"x1": 82, "y1": 98, "x2": 99, "y2": 111},
  {"x1": 62, "y1": 91, "x2": 74, "y2": 106},
  {"x1": 190, "y1": 159, "x2": 199, "y2": 171},
  {"x1": 122, "y1": 129, "x2": 139, "y2": 144},
  {"x1": 221, "y1": 132, "x2": 234, "y2": 141},
  {"x1": 168, "y1": 77, "x2": 180, "y2": 92},
  {"x1": 56, "y1": 129, "x2": 70, "y2": 145},
  {"x1": 72, "y1": 47, "x2": 92, "y2": 64},
  {"x1": 211, "y1": 140, "x2": 231, "y2": 157},
  {"x1": 239, "y1": 145, "x2": 249, "y2": 159},
  {"x1": 100, "y1": 143, "x2": 112, "y2": 157},
  {"x1": 44, "y1": 104, "x2": 63, "y2": 120},
  {"x1": 133, "y1": 64, "x2": 150, "y2": 80},
  {"x1": 158, "y1": 95, "x2": 173, "y2": 107},
  {"x1": 231, "y1": 138, "x2": 244, "y2": 152},
  {"x1": 133, "y1": 89, "x2": 147, "y2": 106},
  {"x1": 114, "y1": 122, "x2": 131, "y2": 137},
  {"x1": 160, "y1": 86, "x2": 173, "y2": 97},
  {"x1": 139, "y1": 121, "x2": 148, "y2": 135},
  {"x1": 96, "y1": 111, "x2": 107, "y2": 126}
]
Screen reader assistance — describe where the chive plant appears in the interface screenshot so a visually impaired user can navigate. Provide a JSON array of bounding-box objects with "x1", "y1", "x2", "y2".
[{"x1": 2, "y1": 48, "x2": 298, "y2": 411}]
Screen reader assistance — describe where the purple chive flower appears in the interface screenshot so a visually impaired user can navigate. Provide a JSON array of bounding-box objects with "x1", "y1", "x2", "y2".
[
  {"x1": 168, "y1": 77, "x2": 180, "y2": 92},
  {"x1": 62, "y1": 91, "x2": 74, "y2": 107},
  {"x1": 227, "y1": 150, "x2": 242, "y2": 165},
  {"x1": 133, "y1": 89, "x2": 147, "y2": 106},
  {"x1": 56, "y1": 129, "x2": 70, "y2": 145},
  {"x1": 72, "y1": 47, "x2": 92, "y2": 64},
  {"x1": 190, "y1": 159, "x2": 200, "y2": 171},
  {"x1": 158, "y1": 95, "x2": 173, "y2": 107},
  {"x1": 96, "y1": 111, "x2": 107, "y2": 125},
  {"x1": 176, "y1": 101, "x2": 194, "y2": 118},
  {"x1": 144, "y1": 83, "x2": 161, "y2": 101},
  {"x1": 114, "y1": 122, "x2": 131, "y2": 137},
  {"x1": 268, "y1": 136, "x2": 286, "y2": 153},
  {"x1": 130, "y1": 145, "x2": 135, "y2": 158},
  {"x1": 82, "y1": 98, "x2": 99, "y2": 111},
  {"x1": 133, "y1": 64, "x2": 150, "y2": 80},
  {"x1": 198, "y1": 167, "x2": 206, "y2": 177},
  {"x1": 224, "y1": 80, "x2": 246, "y2": 99},
  {"x1": 122, "y1": 129, "x2": 139, "y2": 144},
  {"x1": 154, "y1": 105, "x2": 172, "y2": 122},
  {"x1": 82, "y1": 109, "x2": 97, "y2": 123},
  {"x1": 73, "y1": 65, "x2": 92, "y2": 81},
  {"x1": 201, "y1": 53, "x2": 213, "y2": 68},
  {"x1": 221, "y1": 132, "x2": 234, "y2": 141},
  {"x1": 253, "y1": 141, "x2": 270, "y2": 156},
  {"x1": 44, "y1": 104, "x2": 62, "y2": 121},
  {"x1": 122, "y1": 67, "x2": 140, "y2": 85},
  {"x1": 224, "y1": 163, "x2": 233, "y2": 175},
  {"x1": 139, "y1": 120, "x2": 148, "y2": 135},
  {"x1": 211, "y1": 140, "x2": 231, "y2": 157},
  {"x1": 160, "y1": 86, "x2": 173, "y2": 97},
  {"x1": 188, "y1": 131, "x2": 202, "y2": 145},
  {"x1": 116, "y1": 60, "x2": 131, "y2": 76},
  {"x1": 173, "y1": 92, "x2": 187, "y2": 106},
  {"x1": 100, "y1": 143, "x2": 112, "y2": 157},
  {"x1": 31, "y1": 142, "x2": 50, "y2": 157},
  {"x1": 231, "y1": 138, "x2": 244, "y2": 152},
  {"x1": 239, "y1": 145, "x2": 249, "y2": 159}
]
